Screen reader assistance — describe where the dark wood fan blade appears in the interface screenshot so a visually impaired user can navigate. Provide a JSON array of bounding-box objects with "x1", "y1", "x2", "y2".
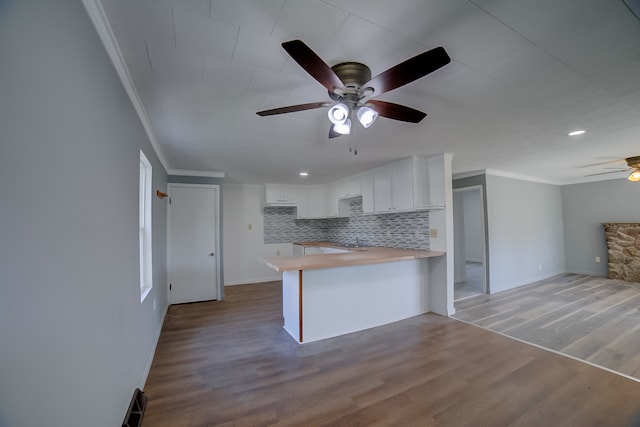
[
  {"x1": 585, "y1": 169, "x2": 630, "y2": 177},
  {"x1": 329, "y1": 125, "x2": 341, "y2": 139},
  {"x1": 257, "y1": 102, "x2": 328, "y2": 116},
  {"x1": 362, "y1": 46, "x2": 450, "y2": 96},
  {"x1": 282, "y1": 40, "x2": 344, "y2": 92},
  {"x1": 367, "y1": 100, "x2": 426, "y2": 123}
]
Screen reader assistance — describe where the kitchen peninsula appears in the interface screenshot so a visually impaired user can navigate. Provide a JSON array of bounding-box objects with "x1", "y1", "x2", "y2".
[{"x1": 264, "y1": 243, "x2": 445, "y2": 343}]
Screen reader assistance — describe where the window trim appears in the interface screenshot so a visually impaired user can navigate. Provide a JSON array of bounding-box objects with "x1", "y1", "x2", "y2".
[{"x1": 139, "y1": 150, "x2": 153, "y2": 302}]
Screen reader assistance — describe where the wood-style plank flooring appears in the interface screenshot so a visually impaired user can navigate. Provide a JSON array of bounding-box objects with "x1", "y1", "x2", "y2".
[
  {"x1": 143, "y1": 281, "x2": 640, "y2": 426},
  {"x1": 454, "y1": 273, "x2": 640, "y2": 380}
]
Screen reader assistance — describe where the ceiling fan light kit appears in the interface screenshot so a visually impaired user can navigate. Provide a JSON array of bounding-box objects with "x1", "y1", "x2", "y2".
[
  {"x1": 256, "y1": 39, "x2": 450, "y2": 142},
  {"x1": 357, "y1": 105, "x2": 378, "y2": 128},
  {"x1": 328, "y1": 103, "x2": 349, "y2": 125},
  {"x1": 628, "y1": 170, "x2": 640, "y2": 182},
  {"x1": 334, "y1": 118, "x2": 352, "y2": 135}
]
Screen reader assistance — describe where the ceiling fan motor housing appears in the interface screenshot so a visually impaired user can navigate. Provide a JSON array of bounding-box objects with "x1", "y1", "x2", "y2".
[
  {"x1": 626, "y1": 156, "x2": 640, "y2": 168},
  {"x1": 329, "y1": 62, "x2": 372, "y2": 101}
]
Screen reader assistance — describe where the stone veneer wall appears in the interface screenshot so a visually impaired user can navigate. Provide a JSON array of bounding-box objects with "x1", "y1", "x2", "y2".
[
  {"x1": 603, "y1": 223, "x2": 640, "y2": 282},
  {"x1": 264, "y1": 197, "x2": 430, "y2": 249}
]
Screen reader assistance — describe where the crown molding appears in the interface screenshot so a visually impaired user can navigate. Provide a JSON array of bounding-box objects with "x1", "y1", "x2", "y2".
[
  {"x1": 82, "y1": 0, "x2": 170, "y2": 172},
  {"x1": 167, "y1": 169, "x2": 226, "y2": 178}
]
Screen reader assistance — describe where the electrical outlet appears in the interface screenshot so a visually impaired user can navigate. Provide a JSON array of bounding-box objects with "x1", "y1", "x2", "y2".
[
  {"x1": 538, "y1": 264, "x2": 542, "y2": 271},
  {"x1": 276, "y1": 250, "x2": 280, "y2": 256},
  {"x1": 386, "y1": 230, "x2": 391, "y2": 238},
  {"x1": 248, "y1": 223, "x2": 252, "y2": 230},
  {"x1": 153, "y1": 298, "x2": 157, "y2": 312},
  {"x1": 415, "y1": 229, "x2": 420, "y2": 238},
  {"x1": 595, "y1": 256, "x2": 601, "y2": 263},
  {"x1": 429, "y1": 229, "x2": 438, "y2": 238}
]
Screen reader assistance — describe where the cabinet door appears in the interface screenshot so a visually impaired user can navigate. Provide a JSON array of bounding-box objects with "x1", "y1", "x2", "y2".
[
  {"x1": 374, "y1": 167, "x2": 393, "y2": 212},
  {"x1": 296, "y1": 188, "x2": 310, "y2": 218},
  {"x1": 325, "y1": 183, "x2": 339, "y2": 216},
  {"x1": 265, "y1": 184, "x2": 298, "y2": 203},
  {"x1": 362, "y1": 173, "x2": 374, "y2": 214},
  {"x1": 347, "y1": 176, "x2": 362, "y2": 197},
  {"x1": 307, "y1": 186, "x2": 326, "y2": 218},
  {"x1": 304, "y1": 246, "x2": 321, "y2": 255},
  {"x1": 336, "y1": 176, "x2": 362, "y2": 199},
  {"x1": 336, "y1": 180, "x2": 349, "y2": 199},
  {"x1": 391, "y1": 160, "x2": 413, "y2": 211}
]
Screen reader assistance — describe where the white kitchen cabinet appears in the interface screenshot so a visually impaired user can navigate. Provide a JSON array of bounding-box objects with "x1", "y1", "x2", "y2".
[
  {"x1": 336, "y1": 176, "x2": 362, "y2": 199},
  {"x1": 319, "y1": 247, "x2": 349, "y2": 254},
  {"x1": 265, "y1": 184, "x2": 299, "y2": 205},
  {"x1": 373, "y1": 158, "x2": 413, "y2": 213},
  {"x1": 296, "y1": 188, "x2": 309, "y2": 218},
  {"x1": 361, "y1": 172, "x2": 374, "y2": 214},
  {"x1": 324, "y1": 183, "x2": 339, "y2": 217},
  {"x1": 300, "y1": 245, "x2": 350, "y2": 255},
  {"x1": 304, "y1": 246, "x2": 322, "y2": 255},
  {"x1": 413, "y1": 155, "x2": 445, "y2": 209},
  {"x1": 307, "y1": 186, "x2": 327, "y2": 218},
  {"x1": 373, "y1": 167, "x2": 392, "y2": 212}
]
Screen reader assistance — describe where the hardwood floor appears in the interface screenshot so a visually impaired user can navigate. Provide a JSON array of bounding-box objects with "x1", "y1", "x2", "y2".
[
  {"x1": 143, "y1": 281, "x2": 640, "y2": 426},
  {"x1": 454, "y1": 273, "x2": 640, "y2": 380}
]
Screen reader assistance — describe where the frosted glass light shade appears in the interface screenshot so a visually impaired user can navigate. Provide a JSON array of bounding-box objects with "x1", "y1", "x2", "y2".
[
  {"x1": 327, "y1": 103, "x2": 349, "y2": 125},
  {"x1": 333, "y1": 118, "x2": 351, "y2": 135},
  {"x1": 357, "y1": 106, "x2": 378, "y2": 128}
]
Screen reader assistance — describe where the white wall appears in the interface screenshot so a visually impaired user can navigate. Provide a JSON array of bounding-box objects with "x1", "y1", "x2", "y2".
[
  {"x1": 462, "y1": 189, "x2": 484, "y2": 263},
  {"x1": 453, "y1": 191, "x2": 466, "y2": 283},
  {"x1": 0, "y1": 1, "x2": 167, "y2": 426},
  {"x1": 222, "y1": 184, "x2": 292, "y2": 285},
  {"x1": 486, "y1": 174, "x2": 565, "y2": 293},
  {"x1": 561, "y1": 178, "x2": 640, "y2": 276}
]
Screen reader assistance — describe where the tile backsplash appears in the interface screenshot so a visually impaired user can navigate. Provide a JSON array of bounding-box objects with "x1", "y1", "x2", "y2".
[{"x1": 264, "y1": 197, "x2": 430, "y2": 249}]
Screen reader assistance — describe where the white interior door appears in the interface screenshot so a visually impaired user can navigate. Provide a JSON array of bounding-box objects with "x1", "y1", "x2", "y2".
[{"x1": 168, "y1": 184, "x2": 219, "y2": 304}]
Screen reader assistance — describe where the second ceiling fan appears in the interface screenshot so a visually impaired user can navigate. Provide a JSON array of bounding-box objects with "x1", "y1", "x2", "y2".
[{"x1": 257, "y1": 40, "x2": 451, "y2": 138}]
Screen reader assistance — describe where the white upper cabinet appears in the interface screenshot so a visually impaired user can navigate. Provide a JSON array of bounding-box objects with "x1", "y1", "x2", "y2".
[
  {"x1": 306, "y1": 185, "x2": 327, "y2": 218},
  {"x1": 374, "y1": 158, "x2": 413, "y2": 213},
  {"x1": 324, "y1": 183, "x2": 340, "y2": 217},
  {"x1": 336, "y1": 176, "x2": 362, "y2": 199},
  {"x1": 265, "y1": 183, "x2": 299, "y2": 205},
  {"x1": 361, "y1": 172, "x2": 374, "y2": 214},
  {"x1": 265, "y1": 153, "x2": 447, "y2": 217},
  {"x1": 413, "y1": 154, "x2": 445, "y2": 209},
  {"x1": 296, "y1": 187, "x2": 310, "y2": 218}
]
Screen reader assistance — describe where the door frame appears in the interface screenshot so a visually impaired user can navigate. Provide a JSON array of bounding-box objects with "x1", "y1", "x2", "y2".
[
  {"x1": 167, "y1": 183, "x2": 222, "y2": 304},
  {"x1": 453, "y1": 185, "x2": 488, "y2": 294}
]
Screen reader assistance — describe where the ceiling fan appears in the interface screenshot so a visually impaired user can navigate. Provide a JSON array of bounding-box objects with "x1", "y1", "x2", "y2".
[
  {"x1": 256, "y1": 40, "x2": 450, "y2": 138},
  {"x1": 585, "y1": 156, "x2": 640, "y2": 181}
]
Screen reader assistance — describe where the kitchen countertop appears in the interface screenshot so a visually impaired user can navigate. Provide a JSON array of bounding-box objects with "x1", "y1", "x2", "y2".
[{"x1": 264, "y1": 244, "x2": 445, "y2": 272}]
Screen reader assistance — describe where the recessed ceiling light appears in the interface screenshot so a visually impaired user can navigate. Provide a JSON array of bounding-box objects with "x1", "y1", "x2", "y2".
[
  {"x1": 568, "y1": 130, "x2": 586, "y2": 136},
  {"x1": 299, "y1": 172, "x2": 308, "y2": 177}
]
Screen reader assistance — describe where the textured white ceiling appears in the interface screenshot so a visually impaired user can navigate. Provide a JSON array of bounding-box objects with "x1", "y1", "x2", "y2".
[{"x1": 99, "y1": 0, "x2": 640, "y2": 184}]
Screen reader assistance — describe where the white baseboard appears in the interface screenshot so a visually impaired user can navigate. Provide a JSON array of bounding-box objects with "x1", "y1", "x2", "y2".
[{"x1": 139, "y1": 303, "x2": 168, "y2": 390}]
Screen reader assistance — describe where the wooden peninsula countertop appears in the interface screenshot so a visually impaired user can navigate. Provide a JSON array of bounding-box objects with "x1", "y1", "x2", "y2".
[{"x1": 264, "y1": 243, "x2": 445, "y2": 272}]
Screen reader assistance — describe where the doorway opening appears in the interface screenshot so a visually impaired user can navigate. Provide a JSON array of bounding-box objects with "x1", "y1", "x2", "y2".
[{"x1": 453, "y1": 185, "x2": 487, "y2": 301}]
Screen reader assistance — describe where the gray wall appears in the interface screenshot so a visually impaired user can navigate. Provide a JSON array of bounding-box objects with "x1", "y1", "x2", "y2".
[
  {"x1": 0, "y1": 1, "x2": 167, "y2": 426},
  {"x1": 561, "y1": 178, "x2": 640, "y2": 276},
  {"x1": 486, "y1": 175, "x2": 565, "y2": 293},
  {"x1": 463, "y1": 189, "x2": 484, "y2": 263}
]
